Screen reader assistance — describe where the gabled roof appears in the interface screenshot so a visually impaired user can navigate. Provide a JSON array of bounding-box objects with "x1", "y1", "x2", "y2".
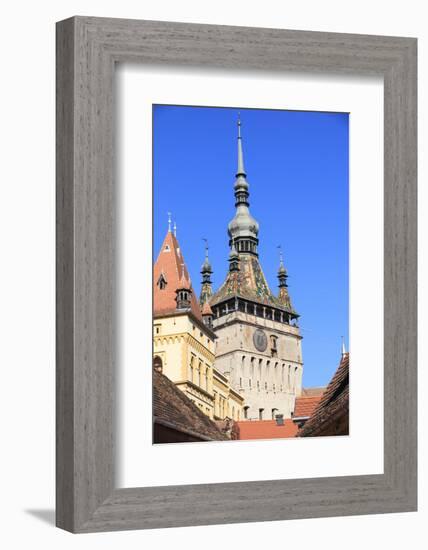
[
  {"x1": 210, "y1": 255, "x2": 297, "y2": 315},
  {"x1": 153, "y1": 230, "x2": 203, "y2": 321},
  {"x1": 298, "y1": 353, "x2": 349, "y2": 437},
  {"x1": 235, "y1": 419, "x2": 299, "y2": 440},
  {"x1": 153, "y1": 370, "x2": 229, "y2": 442}
]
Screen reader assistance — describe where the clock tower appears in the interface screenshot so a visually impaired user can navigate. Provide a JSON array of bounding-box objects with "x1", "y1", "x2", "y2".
[{"x1": 208, "y1": 117, "x2": 303, "y2": 420}]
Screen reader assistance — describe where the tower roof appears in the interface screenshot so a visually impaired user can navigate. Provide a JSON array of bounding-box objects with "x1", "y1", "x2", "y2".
[
  {"x1": 210, "y1": 254, "x2": 297, "y2": 315},
  {"x1": 153, "y1": 229, "x2": 203, "y2": 321}
]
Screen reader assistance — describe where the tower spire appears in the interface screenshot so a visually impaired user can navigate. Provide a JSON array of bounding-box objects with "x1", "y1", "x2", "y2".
[
  {"x1": 227, "y1": 113, "x2": 260, "y2": 256},
  {"x1": 237, "y1": 112, "x2": 246, "y2": 177}
]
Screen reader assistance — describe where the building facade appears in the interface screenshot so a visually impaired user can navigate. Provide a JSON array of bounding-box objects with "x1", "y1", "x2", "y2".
[
  {"x1": 153, "y1": 227, "x2": 244, "y2": 421},
  {"x1": 205, "y1": 118, "x2": 304, "y2": 420}
]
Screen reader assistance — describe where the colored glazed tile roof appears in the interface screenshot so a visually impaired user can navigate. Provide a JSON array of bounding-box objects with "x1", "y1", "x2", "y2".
[
  {"x1": 298, "y1": 353, "x2": 349, "y2": 437},
  {"x1": 153, "y1": 370, "x2": 229, "y2": 442},
  {"x1": 294, "y1": 394, "x2": 324, "y2": 419},
  {"x1": 235, "y1": 419, "x2": 299, "y2": 440},
  {"x1": 210, "y1": 254, "x2": 297, "y2": 315},
  {"x1": 153, "y1": 230, "x2": 203, "y2": 321}
]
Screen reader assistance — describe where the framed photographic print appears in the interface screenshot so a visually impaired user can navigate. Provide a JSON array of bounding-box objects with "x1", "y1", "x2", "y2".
[{"x1": 56, "y1": 16, "x2": 417, "y2": 532}]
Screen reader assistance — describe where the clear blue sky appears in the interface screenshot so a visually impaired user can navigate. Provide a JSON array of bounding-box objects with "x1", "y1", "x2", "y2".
[{"x1": 153, "y1": 104, "x2": 349, "y2": 387}]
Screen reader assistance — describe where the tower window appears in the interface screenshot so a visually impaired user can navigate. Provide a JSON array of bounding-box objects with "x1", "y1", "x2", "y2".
[{"x1": 270, "y1": 335, "x2": 278, "y2": 357}]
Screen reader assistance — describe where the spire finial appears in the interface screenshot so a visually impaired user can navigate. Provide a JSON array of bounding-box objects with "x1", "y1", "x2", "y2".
[
  {"x1": 173, "y1": 221, "x2": 177, "y2": 237},
  {"x1": 278, "y1": 244, "x2": 284, "y2": 267},
  {"x1": 167, "y1": 211, "x2": 172, "y2": 232},
  {"x1": 341, "y1": 336, "x2": 347, "y2": 357},
  {"x1": 237, "y1": 112, "x2": 246, "y2": 176},
  {"x1": 203, "y1": 238, "x2": 209, "y2": 259}
]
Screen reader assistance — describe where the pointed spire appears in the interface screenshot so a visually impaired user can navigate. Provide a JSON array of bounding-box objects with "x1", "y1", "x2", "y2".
[
  {"x1": 167, "y1": 211, "x2": 172, "y2": 232},
  {"x1": 201, "y1": 238, "x2": 212, "y2": 275},
  {"x1": 178, "y1": 261, "x2": 190, "y2": 289},
  {"x1": 237, "y1": 112, "x2": 246, "y2": 177},
  {"x1": 341, "y1": 336, "x2": 347, "y2": 357},
  {"x1": 200, "y1": 238, "x2": 213, "y2": 307},
  {"x1": 173, "y1": 221, "x2": 177, "y2": 237},
  {"x1": 277, "y1": 245, "x2": 288, "y2": 287}
]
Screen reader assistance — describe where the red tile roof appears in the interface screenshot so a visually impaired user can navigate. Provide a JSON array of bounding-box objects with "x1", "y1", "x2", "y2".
[
  {"x1": 153, "y1": 230, "x2": 203, "y2": 321},
  {"x1": 294, "y1": 394, "x2": 323, "y2": 418},
  {"x1": 201, "y1": 300, "x2": 213, "y2": 316},
  {"x1": 153, "y1": 370, "x2": 229, "y2": 442},
  {"x1": 235, "y1": 419, "x2": 299, "y2": 440},
  {"x1": 298, "y1": 353, "x2": 349, "y2": 437}
]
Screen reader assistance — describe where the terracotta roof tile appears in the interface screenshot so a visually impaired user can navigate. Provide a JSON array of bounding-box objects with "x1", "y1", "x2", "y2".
[
  {"x1": 235, "y1": 419, "x2": 298, "y2": 440},
  {"x1": 201, "y1": 301, "x2": 213, "y2": 316},
  {"x1": 298, "y1": 353, "x2": 349, "y2": 437},
  {"x1": 153, "y1": 230, "x2": 203, "y2": 321},
  {"x1": 294, "y1": 395, "x2": 323, "y2": 418}
]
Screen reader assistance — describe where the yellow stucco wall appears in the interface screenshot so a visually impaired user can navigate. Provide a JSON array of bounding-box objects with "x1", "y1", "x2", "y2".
[{"x1": 153, "y1": 313, "x2": 244, "y2": 421}]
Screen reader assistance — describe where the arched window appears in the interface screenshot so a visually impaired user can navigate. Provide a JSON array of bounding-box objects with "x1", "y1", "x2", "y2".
[{"x1": 189, "y1": 355, "x2": 194, "y2": 382}]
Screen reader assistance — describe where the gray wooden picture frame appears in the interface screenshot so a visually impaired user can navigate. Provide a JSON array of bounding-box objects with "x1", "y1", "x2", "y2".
[{"x1": 56, "y1": 16, "x2": 417, "y2": 533}]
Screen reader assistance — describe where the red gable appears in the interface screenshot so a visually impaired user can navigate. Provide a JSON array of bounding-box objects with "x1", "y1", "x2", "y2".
[{"x1": 153, "y1": 230, "x2": 203, "y2": 321}]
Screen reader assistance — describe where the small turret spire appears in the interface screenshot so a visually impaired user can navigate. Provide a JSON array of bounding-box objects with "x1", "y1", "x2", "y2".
[
  {"x1": 200, "y1": 238, "x2": 213, "y2": 306},
  {"x1": 277, "y1": 245, "x2": 288, "y2": 288},
  {"x1": 341, "y1": 336, "x2": 347, "y2": 357},
  {"x1": 173, "y1": 221, "x2": 177, "y2": 237}
]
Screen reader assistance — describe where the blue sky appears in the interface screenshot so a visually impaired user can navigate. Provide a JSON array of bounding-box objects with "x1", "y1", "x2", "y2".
[{"x1": 153, "y1": 104, "x2": 349, "y2": 387}]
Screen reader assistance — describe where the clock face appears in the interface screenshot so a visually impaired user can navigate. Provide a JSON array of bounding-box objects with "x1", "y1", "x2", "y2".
[{"x1": 253, "y1": 329, "x2": 268, "y2": 352}]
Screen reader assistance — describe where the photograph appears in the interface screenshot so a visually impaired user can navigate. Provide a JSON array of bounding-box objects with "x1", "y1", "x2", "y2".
[{"x1": 152, "y1": 105, "x2": 349, "y2": 443}]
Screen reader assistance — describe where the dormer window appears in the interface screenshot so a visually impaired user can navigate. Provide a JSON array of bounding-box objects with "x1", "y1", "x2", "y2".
[
  {"x1": 176, "y1": 287, "x2": 191, "y2": 309},
  {"x1": 164, "y1": 244, "x2": 170, "y2": 252},
  {"x1": 157, "y1": 273, "x2": 167, "y2": 290}
]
